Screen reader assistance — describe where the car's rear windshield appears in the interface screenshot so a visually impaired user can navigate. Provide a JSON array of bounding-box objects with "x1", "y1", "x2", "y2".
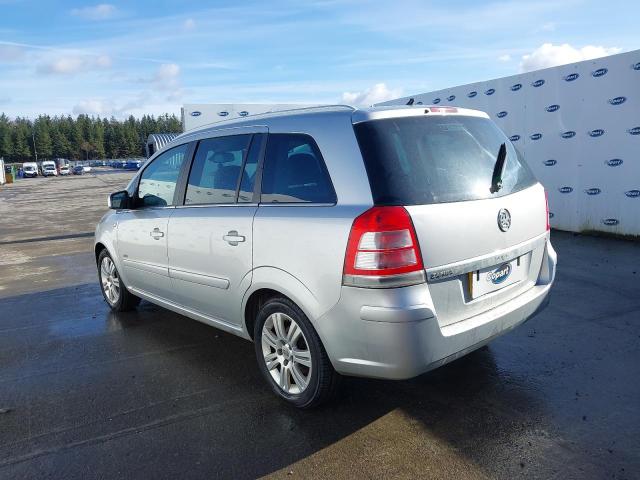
[{"x1": 353, "y1": 115, "x2": 536, "y2": 205}]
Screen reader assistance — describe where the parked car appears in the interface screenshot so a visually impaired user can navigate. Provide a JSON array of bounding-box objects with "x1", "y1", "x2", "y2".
[
  {"x1": 124, "y1": 160, "x2": 142, "y2": 170},
  {"x1": 22, "y1": 162, "x2": 38, "y2": 178},
  {"x1": 41, "y1": 161, "x2": 58, "y2": 177},
  {"x1": 82, "y1": 165, "x2": 92, "y2": 173},
  {"x1": 95, "y1": 105, "x2": 557, "y2": 408},
  {"x1": 72, "y1": 165, "x2": 85, "y2": 175},
  {"x1": 59, "y1": 165, "x2": 70, "y2": 176}
]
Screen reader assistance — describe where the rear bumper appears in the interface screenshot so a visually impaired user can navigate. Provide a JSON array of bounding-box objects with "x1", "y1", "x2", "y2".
[{"x1": 316, "y1": 239, "x2": 556, "y2": 380}]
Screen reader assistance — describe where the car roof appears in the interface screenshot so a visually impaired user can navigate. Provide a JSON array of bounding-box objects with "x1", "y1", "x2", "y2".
[{"x1": 177, "y1": 104, "x2": 489, "y2": 139}]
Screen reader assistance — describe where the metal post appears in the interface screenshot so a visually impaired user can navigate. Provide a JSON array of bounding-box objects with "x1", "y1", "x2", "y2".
[{"x1": 32, "y1": 131, "x2": 38, "y2": 162}]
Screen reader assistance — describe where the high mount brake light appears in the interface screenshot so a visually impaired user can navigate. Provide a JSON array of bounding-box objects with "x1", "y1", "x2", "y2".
[
  {"x1": 428, "y1": 107, "x2": 458, "y2": 113},
  {"x1": 343, "y1": 206, "x2": 426, "y2": 288}
]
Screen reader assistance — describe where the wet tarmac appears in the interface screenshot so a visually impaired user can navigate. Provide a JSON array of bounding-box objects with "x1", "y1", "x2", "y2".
[{"x1": 0, "y1": 173, "x2": 639, "y2": 479}]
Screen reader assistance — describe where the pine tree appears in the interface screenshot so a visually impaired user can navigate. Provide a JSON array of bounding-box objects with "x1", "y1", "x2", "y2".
[{"x1": 34, "y1": 116, "x2": 53, "y2": 159}]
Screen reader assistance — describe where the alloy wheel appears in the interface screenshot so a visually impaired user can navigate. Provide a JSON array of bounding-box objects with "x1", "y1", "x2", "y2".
[
  {"x1": 261, "y1": 312, "x2": 312, "y2": 394},
  {"x1": 100, "y1": 256, "x2": 120, "y2": 305}
]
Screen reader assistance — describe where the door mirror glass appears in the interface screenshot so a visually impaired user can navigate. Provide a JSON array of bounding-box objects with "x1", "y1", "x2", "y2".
[{"x1": 108, "y1": 190, "x2": 130, "y2": 209}]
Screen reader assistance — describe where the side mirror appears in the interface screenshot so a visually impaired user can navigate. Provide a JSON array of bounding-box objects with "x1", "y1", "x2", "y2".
[{"x1": 108, "y1": 190, "x2": 131, "y2": 210}]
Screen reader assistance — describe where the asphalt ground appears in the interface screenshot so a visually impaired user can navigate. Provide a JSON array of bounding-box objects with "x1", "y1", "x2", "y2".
[{"x1": 0, "y1": 171, "x2": 639, "y2": 479}]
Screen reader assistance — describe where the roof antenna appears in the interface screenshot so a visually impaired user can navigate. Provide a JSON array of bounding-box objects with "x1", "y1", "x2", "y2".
[{"x1": 406, "y1": 98, "x2": 415, "y2": 106}]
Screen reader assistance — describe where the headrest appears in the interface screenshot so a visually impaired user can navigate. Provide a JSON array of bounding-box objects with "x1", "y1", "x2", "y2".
[{"x1": 212, "y1": 152, "x2": 235, "y2": 163}]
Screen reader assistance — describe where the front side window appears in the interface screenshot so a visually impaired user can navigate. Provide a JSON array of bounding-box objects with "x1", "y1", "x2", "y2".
[
  {"x1": 260, "y1": 134, "x2": 336, "y2": 203},
  {"x1": 185, "y1": 135, "x2": 251, "y2": 205},
  {"x1": 137, "y1": 143, "x2": 188, "y2": 208}
]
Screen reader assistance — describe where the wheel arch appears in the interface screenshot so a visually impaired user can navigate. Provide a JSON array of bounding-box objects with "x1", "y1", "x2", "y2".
[{"x1": 243, "y1": 267, "x2": 324, "y2": 341}]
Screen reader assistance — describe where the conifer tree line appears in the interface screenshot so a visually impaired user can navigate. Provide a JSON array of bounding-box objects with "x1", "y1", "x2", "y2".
[{"x1": 0, "y1": 113, "x2": 182, "y2": 162}]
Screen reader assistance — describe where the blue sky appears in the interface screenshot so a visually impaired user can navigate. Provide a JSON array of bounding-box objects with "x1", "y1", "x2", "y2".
[{"x1": 0, "y1": 0, "x2": 638, "y2": 118}]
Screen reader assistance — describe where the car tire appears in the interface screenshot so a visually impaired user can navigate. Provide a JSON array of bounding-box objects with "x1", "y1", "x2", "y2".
[
  {"x1": 254, "y1": 296, "x2": 339, "y2": 408},
  {"x1": 97, "y1": 249, "x2": 140, "y2": 312}
]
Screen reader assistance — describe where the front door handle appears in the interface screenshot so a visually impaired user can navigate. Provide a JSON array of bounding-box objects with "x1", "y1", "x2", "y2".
[
  {"x1": 223, "y1": 230, "x2": 246, "y2": 246},
  {"x1": 150, "y1": 227, "x2": 165, "y2": 240}
]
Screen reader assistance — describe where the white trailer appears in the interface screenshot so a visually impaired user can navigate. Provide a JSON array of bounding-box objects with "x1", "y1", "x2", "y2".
[{"x1": 377, "y1": 49, "x2": 640, "y2": 236}]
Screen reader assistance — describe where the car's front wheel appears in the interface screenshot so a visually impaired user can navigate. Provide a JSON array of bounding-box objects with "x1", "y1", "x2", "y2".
[
  {"x1": 254, "y1": 296, "x2": 339, "y2": 408},
  {"x1": 97, "y1": 249, "x2": 140, "y2": 312}
]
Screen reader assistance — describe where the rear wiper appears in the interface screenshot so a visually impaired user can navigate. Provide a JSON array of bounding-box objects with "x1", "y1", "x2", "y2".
[{"x1": 490, "y1": 143, "x2": 507, "y2": 194}]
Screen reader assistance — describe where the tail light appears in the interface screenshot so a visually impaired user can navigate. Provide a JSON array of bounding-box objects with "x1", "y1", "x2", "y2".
[
  {"x1": 544, "y1": 190, "x2": 550, "y2": 231},
  {"x1": 343, "y1": 206, "x2": 426, "y2": 288}
]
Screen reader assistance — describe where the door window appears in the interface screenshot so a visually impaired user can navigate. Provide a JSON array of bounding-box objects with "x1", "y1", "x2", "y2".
[
  {"x1": 185, "y1": 135, "x2": 252, "y2": 205},
  {"x1": 260, "y1": 134, "x2": 336, "y2": 203},
  {"x1": 137, "y1": 143, "x2": 189, "y2": 207}
]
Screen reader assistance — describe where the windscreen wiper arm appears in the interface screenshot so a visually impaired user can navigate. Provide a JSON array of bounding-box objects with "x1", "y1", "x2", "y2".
[{"x1": 490, "y1": 143, "x2": 507, "y2": 193}]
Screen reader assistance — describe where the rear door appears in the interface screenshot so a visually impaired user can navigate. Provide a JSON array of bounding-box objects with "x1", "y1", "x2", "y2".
[
  {"x1": 167, "y1": 130, "x2": 266, "y2": 326},
  {"x1": 117, "y1": 143, "x2": 190, "y2": 301},
  {"x1": 354, "y1": 112, "x2": 548, "y2": 326}
]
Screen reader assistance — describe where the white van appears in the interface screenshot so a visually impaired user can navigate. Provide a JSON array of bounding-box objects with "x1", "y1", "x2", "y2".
[
  {"x1": 23, "y1": 162, "x2": 38, "y2": 178},
  {"x1": 41, "y1": 161, "x2": 58, "y2": 177}
]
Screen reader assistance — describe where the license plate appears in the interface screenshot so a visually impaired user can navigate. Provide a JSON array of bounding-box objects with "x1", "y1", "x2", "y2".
[{"x1": 469, "y1": 257, "x2": 525, "y2": 298}]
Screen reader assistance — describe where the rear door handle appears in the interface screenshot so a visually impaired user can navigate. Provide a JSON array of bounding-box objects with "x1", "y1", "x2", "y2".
[
  {"x1": 223, "y1": 230, "x2": 245, "y2": 246},
  {"x1": 150, "y1": 227, "x2": 165, "y2": 240}
]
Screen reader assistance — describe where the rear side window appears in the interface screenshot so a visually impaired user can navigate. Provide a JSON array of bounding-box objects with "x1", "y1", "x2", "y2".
[
  {"x1": 185, "y1": 135, "x2": 251, "y2": 205},
  {"x1": 354, "y1": 116, "x2": 536, "y2": 205},
  {"x1": 261, "y1": 134, "x2": 336, "y2": 204}
]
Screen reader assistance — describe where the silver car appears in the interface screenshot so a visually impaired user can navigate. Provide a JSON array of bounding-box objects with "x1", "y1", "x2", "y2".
[{"x1": 95, "y1": 105, "x2": 556, "y2": 407}]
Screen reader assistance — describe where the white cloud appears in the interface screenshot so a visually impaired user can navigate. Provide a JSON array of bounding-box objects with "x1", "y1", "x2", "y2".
[
  {"x1": 71, "y1": 4, "x2": 117, "y2": 21},
  {"x1": 37, "y1": 54, "x2": 113, "y2": 74},
  {"x1": 72, "y1": 92, "x2": 152, "y2": 117},
  {"x1": 520, "y1": 43, "x2": 622, "y2": 72},
  {"x1": 183, "y1": 18, "x2": 196, "y2": 31},
  {"x1": 0, "y1": 44, "x2": 24, "y2": 62},
  {"x1": 72, "y1": 99, "x2": 113, "y2": 115},
  {"x1": 498, "y1": 54, "x2": 512, "y2": 62},
  {"x1": 153, "y1": 63, "x2": 180, "y2": 90},
  {"x1": 341, "y1": 83, "x2": 402, "y2": 106}
]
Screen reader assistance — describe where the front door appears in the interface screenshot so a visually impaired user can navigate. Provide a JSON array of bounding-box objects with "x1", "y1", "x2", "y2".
[
  {"x1": 168, "y1": 133, "x2": 264, "y2": 325},
  {"x1": 117, "y1": 142, "x2": 190, "y2": 301}
]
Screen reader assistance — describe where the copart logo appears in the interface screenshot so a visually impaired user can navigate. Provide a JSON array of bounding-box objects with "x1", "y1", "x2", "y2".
[
  {"x1": 585, "y1": 188, "x2": 601, "y2": 195},
  {"x1": 487, "y1": 263, "x2": 512, "y2": 285},
  {"x1": 543, "y1": 159, "x2": 557, "y2": 166},
  {"x1": 497, "y1": 111, "x2": 508, "y2": 118},
  {"x1": 625, "y1": 190, "x2": 640, "y2": 198},
  {"x1": 602, "y1": 218, "x2": 619, "y2": 226},
  {"x1": 190, "y1": 111, "x2": 201, "y2": 117},
  {"x1": 532, "y1": 79, "x2": 545, "y2": 87},
  {"x1": 628, "y1": 127, "x2": 640, "y2": 135},
  {"x1": 559, "y1": 186, "x2": 573, "y2": 194},
  {"x1": 509, "y1": 134, "x2": 520, "y2": 142},
  {"x1": 446, "y1": 95, "x2": 456, "y2": 101},
  {"x1": 606, "y1": 159, "x2": 623, "y2": 167},
  {"x1": 548, "y1": 212, "x2": 555, "y2": 219},
  {"x1": 218, "y1": 111, "x2": 229, "y2": 117},
  {"x1": 609, "y1": 97, "x2": 626, "y2": 105},
  {"x1": 468, "y1": 91, "x2": 477, "y2": 98},
  {"x1": 511, "y1": 83, "x2": 522, "y2": 91},
  {"x1": 485, "y1": 88, "x2": 495, "y2": 95},
  {"x1": 632, "y1": 62, "x2": 640, "y2": 71},
  {"x1": 238, "y1": 111, "x2": 249, "y2": 117},
  {"x1": 546, "y1": 104, "x2": 560, "y2": 112},
  {"x1": 592, "y1": 68, "x2": 608, "y2": 77},
  {"x1": 589, "y1": 129, "x2": 605, "y2": 137},
  {"x1": 530, "y1": 133, "x2": 543, "y2": 140},
  {"x1": 564, "y1": 73, "x2": 579, "y2": 82},
  {"x1": 433, "y1": 98, "x2": 441, "y2": 104},
  {"x1": 561, "y1": 131, "x2": 576, "y2": 139}
]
